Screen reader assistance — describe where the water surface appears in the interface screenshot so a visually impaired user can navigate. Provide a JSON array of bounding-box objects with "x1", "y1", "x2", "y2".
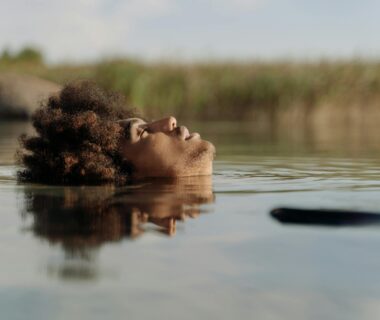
[{"x1": 1, "y1": 121, "x2": 380, "y2": 320}]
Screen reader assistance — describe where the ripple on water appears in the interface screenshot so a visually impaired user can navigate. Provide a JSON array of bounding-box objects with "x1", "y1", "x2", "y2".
[{"x1": 213, "y1": 157, "x2": 380, "y2": 194}]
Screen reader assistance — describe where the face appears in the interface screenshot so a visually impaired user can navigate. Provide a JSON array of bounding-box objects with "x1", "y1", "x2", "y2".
[{"x1": 118, "y1": 116, "x2": 215, "y2": 178}]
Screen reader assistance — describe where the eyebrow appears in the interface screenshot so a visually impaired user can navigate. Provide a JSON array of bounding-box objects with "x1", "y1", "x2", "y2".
[{"x1": 122, "y1": 119, "x2": 146, "y2": 140}]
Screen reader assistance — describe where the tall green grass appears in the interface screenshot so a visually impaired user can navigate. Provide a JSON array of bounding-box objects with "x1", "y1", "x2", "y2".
[{"x1": 3, "y1": 52, "x2": 380, "y2": 121}]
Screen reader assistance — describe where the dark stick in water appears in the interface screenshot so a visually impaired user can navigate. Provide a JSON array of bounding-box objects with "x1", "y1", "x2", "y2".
[{"x1": 270, "y1": 207, "x2": 380, "y2": 227}]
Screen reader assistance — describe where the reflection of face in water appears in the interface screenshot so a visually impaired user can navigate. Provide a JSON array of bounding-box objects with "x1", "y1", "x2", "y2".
[{"x1": 20, "y1": 176, "x2": 214, "y2": 279}]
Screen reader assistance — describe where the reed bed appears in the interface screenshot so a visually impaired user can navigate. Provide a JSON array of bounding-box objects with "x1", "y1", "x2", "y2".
[{"x1": 3, "y1": 51, "x2": 380, "y2": 123}]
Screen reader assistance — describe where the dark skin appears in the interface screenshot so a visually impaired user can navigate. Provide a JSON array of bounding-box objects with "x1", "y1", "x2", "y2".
[
  {"x1": 19, "y1": 82, "x2": 214, "y2": 183},
  {"x1": 118, "y1": 116, "x2": 216, "y2": 178}
]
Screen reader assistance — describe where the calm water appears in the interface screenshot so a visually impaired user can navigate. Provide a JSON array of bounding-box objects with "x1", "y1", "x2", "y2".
[{"x1": 1, "y1": 121, "x2": 380, "y2": 320}]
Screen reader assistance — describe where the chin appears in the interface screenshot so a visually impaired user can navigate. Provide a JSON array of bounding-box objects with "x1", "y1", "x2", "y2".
[
  {"x1": 180, "y1": 139, "x2": 215, "y2": 176},
  {"x1": 193, "y1": 139, "x2": 215, "y2": 160},
  {"x1": 205, "y1": 140, "x2": 216, "y2": 157}
]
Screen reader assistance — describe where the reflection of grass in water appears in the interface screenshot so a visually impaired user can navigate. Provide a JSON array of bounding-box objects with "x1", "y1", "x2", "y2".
[{"x1": 3, "y1": 53, "x2": 380, "y2": 121}]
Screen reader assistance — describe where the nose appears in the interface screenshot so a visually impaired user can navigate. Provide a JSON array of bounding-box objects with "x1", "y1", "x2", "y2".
[{"x1": 148, "y1": 116, "x2": 177, "y2": 133}]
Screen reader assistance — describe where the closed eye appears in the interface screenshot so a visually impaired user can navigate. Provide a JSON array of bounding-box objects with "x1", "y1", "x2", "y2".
[{"x1": 139, "y1": 127, "x2": 150, "y2": 138}]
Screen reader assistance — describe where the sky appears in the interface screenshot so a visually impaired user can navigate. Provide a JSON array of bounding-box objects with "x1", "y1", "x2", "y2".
[{"x1": 0, "y1": 0, "x2": 379, "y2": 63}]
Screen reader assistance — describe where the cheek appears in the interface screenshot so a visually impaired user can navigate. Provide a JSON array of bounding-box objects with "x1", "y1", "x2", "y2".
[
  {"x1": 146, "y1": 138, "x2": 187, "y2": 167},
  {"x1": 124, "y1": 136, "x2": 184, "y2": 171}
]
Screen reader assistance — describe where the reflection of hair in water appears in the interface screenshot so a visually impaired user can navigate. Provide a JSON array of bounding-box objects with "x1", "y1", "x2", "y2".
[
  {"x1": 23, "y1": 187, "x2": 137, "y2": 257},
  {"x1": 18, "y1": 81, "x2": 137, "y2": 185},
  {"x1": 21, "y1": 178, "x2": 214, "y2": 281},
  {"x1": 21, "y1": 178, "x2": 214, "y2": 257}
]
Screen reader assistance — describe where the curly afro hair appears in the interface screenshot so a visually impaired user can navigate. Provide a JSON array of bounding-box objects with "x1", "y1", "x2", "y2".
[{"x1": 18, "y1": 81, "x2": 138, "y2": 185}]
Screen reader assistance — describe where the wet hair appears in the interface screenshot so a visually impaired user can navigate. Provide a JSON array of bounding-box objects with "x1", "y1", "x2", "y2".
[{"x1": 18, "y1": 81, "x2": 137, "y2": 185}]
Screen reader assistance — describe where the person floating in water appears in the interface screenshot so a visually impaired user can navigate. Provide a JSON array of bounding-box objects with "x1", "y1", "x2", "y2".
[{"x1": 18, "y1": 81, "x2": 215, "y2": 184}]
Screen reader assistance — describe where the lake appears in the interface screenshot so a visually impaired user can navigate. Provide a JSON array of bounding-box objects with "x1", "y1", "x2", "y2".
[{"x1": 1, "y1": 120, "x2": 380, "y2": 320}]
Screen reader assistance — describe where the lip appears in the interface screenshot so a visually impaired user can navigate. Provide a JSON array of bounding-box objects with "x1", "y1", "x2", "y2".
[
  {"x1": 178, "y1": 126, "x2": 200, "y2": 141},
  {"x1": 185, "y1": 132, "x2": 200, "y2": 141}
]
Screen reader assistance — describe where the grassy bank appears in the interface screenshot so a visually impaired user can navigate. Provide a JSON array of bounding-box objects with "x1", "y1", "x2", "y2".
[{"x1": 2, "y1": 50, "x2": 380, "y2": 123}]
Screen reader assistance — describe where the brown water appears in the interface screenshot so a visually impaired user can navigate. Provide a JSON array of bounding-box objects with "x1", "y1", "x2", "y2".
[{"x1": 1, "y1": 121, "x2": 380, "y2": 320}]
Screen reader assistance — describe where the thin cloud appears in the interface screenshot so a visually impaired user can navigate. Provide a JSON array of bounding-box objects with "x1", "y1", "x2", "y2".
[
  {"x1": 0, "y1": 0, "x2": 379, "y2": 62},
  {"x1": 0, "y1": 0, "x2": 176, "y2": 62}
]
